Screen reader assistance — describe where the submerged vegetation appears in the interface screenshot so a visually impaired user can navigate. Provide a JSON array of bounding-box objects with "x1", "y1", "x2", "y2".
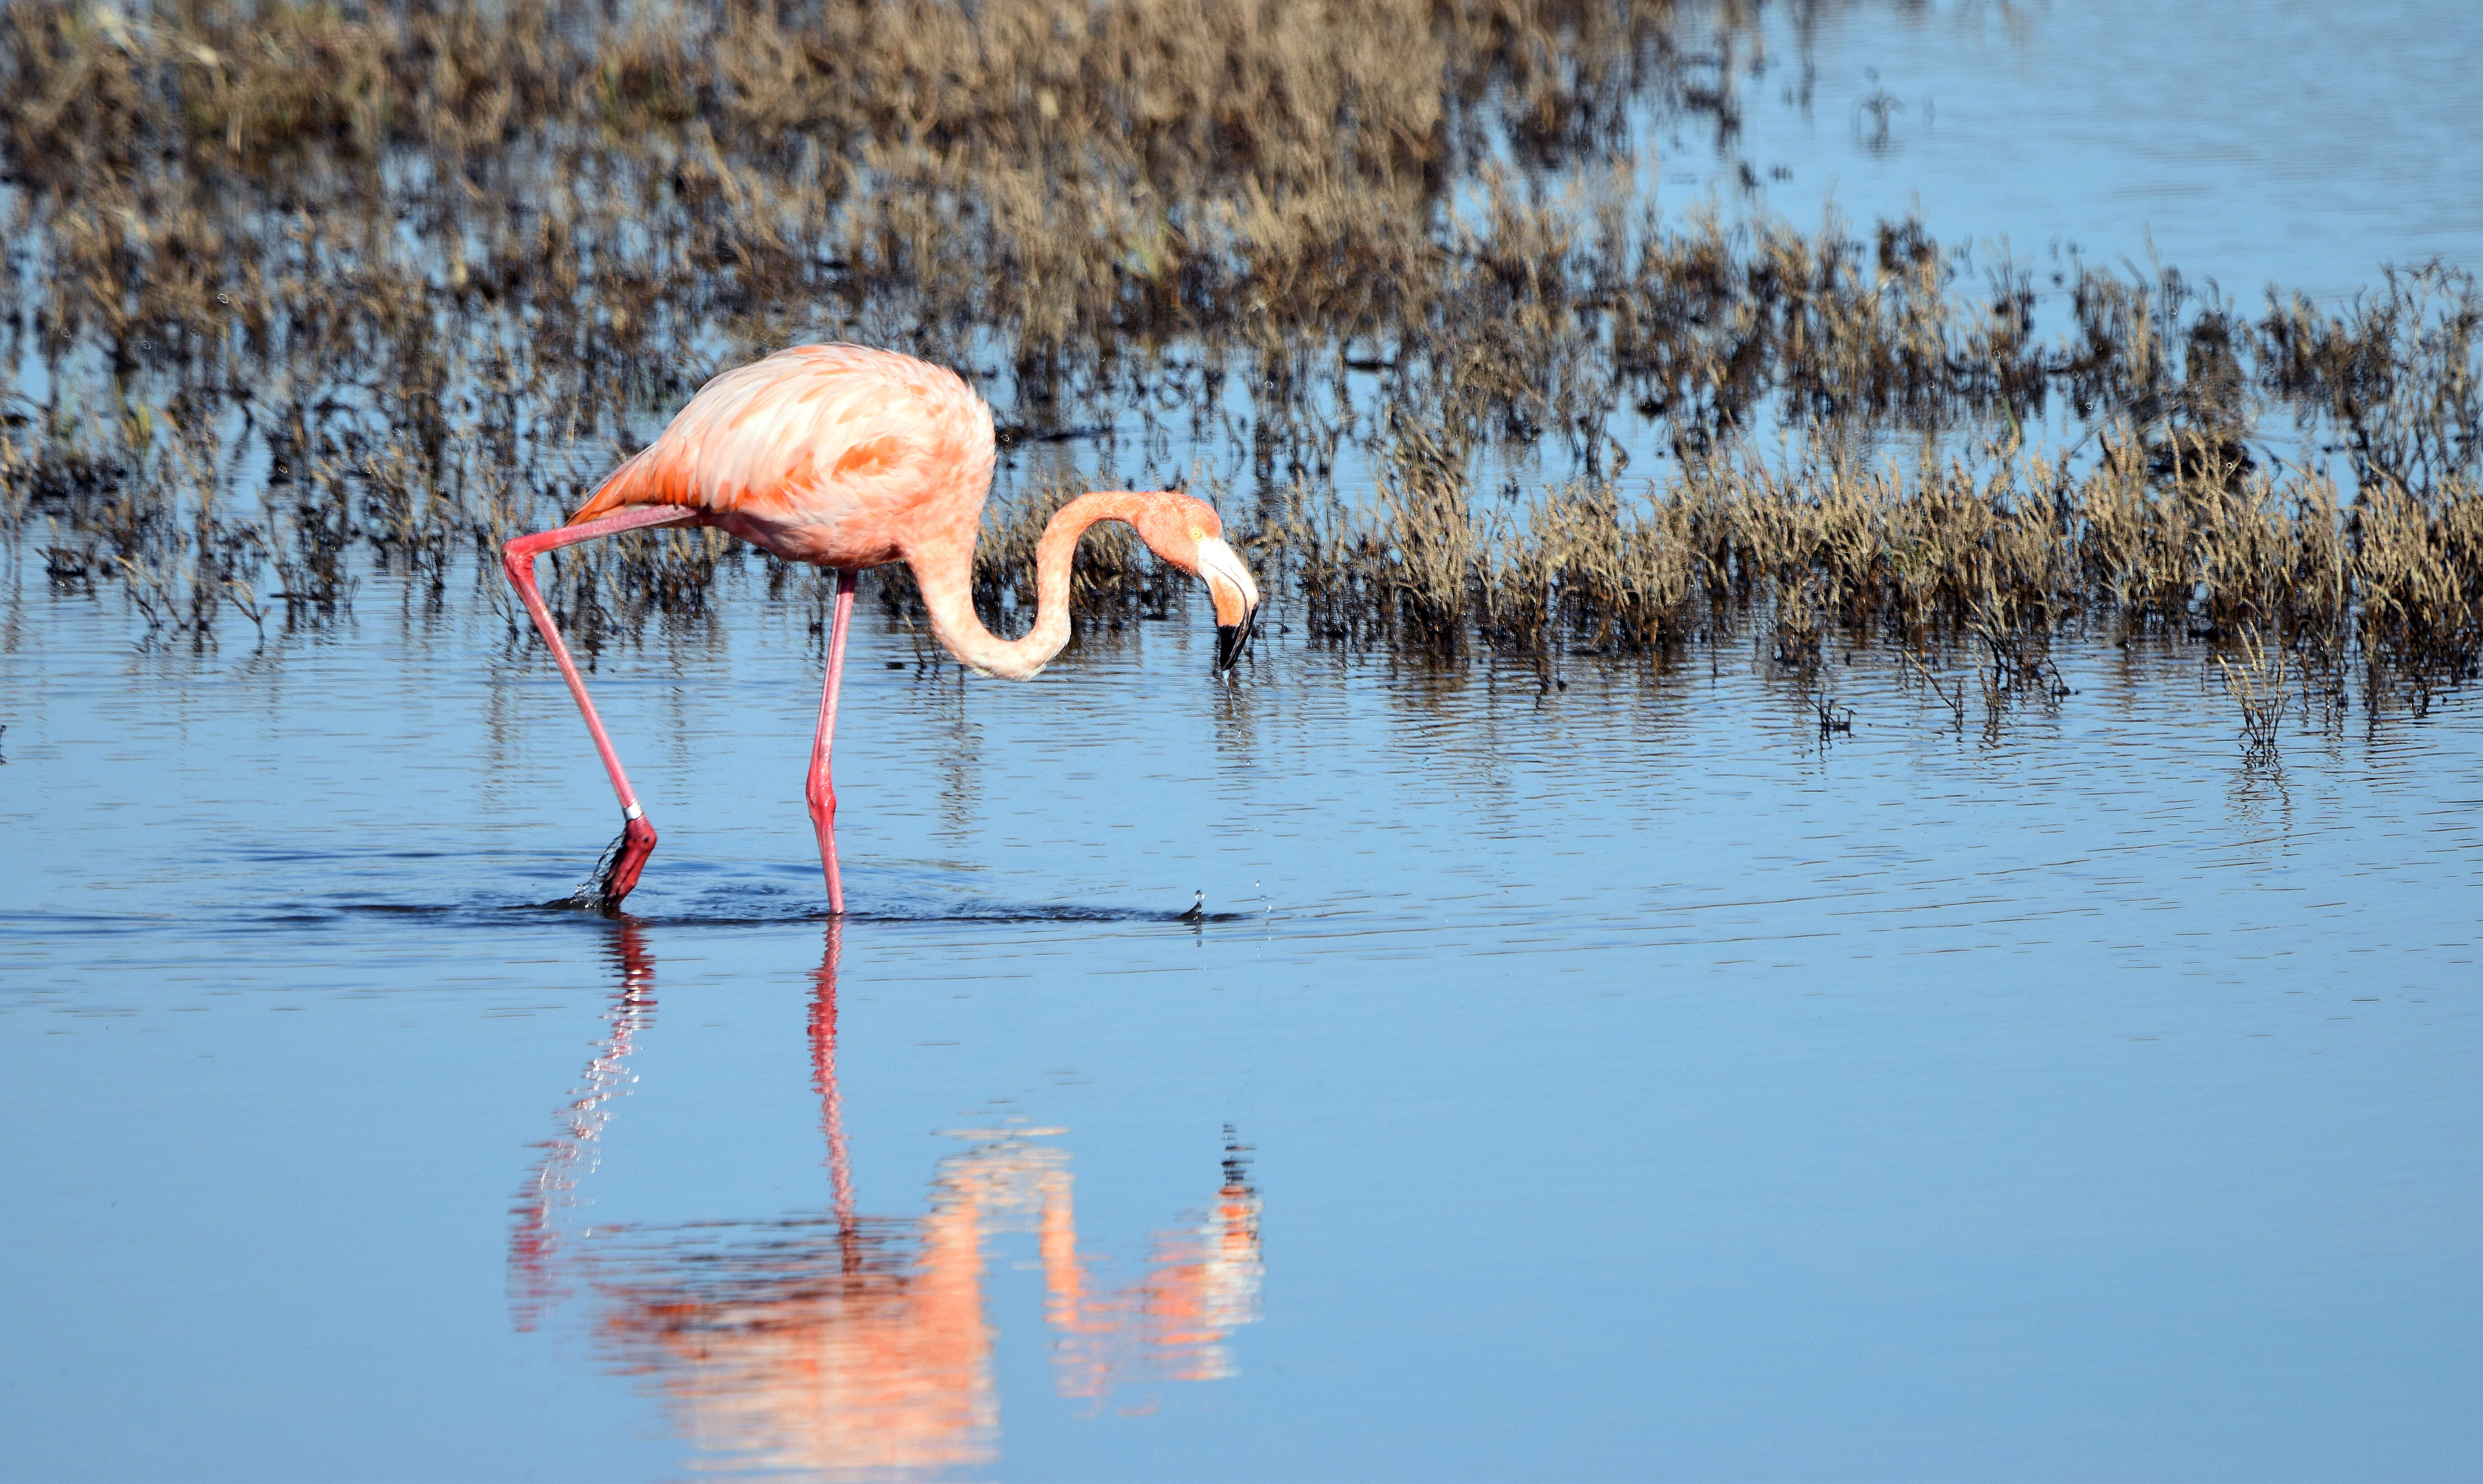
[{"x1": 2, "y1": 0, "x2": 2480, "y2": 733}]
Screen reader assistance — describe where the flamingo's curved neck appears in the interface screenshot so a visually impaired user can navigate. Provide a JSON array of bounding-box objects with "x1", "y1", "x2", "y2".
[{"x1": 909, "y1": 492, "x2": 1149, "y2": 680}]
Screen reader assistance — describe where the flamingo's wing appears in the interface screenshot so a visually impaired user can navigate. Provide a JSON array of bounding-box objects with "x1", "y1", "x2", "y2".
[{"x1": 569, "y1": 345, "x2": 994, "y2": 533}]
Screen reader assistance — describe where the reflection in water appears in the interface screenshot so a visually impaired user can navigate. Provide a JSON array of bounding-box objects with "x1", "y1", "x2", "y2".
[
  {"x1": 512, "y1": 925, "x2": 1262, "y2": 1480},
  {"x1": 509, "y1": 927, "x2": 656, "y2": 1335}
]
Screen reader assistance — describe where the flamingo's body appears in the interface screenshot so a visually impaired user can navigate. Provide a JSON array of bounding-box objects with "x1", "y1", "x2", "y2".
[
  {"x1": 571, "y1": 346, "x2": 996, "y2": 582},
  {"x1": 501, "y1": 345, "x2": 1260, "y2": 913}
]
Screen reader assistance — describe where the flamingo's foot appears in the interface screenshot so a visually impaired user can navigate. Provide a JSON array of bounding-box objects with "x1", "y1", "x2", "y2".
[{"x1": 553, "y1": 814, "x2": 659, "y2": 914}]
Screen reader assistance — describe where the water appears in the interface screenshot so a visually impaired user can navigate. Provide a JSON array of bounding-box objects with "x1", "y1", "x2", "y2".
[
  {"x1": 11, "y1": 3, "x2": 2483, "y2": 1478},
  {"x1": 1715, "y1": 0, "x2": 2483, "y2": 302},
  {"x1": 5, "y1": 565, "x2": 2482, "y2": 1480}
]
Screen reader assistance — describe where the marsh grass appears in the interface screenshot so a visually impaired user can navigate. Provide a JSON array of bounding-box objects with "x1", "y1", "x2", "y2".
[
  {"x1": 2216, "y1": 627, "x2": 2291, "y2": 761},
  {"x1": 1, "y1": 0, "x2": 2480, "y2": 737}
]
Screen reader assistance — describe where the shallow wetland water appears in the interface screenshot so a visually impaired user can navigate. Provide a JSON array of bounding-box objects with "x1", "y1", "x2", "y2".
[{"x1": 5, "y1": 571, "x2": 2481, "y2": 1480}]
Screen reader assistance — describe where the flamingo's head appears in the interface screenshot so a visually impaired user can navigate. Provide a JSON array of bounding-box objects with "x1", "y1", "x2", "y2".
[{"x1": 1132, "y1": 494, "x2": 1261, "y2": 674}]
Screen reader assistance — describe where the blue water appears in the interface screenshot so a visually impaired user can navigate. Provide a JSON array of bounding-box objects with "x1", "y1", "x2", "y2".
[
  {"x1": 1715, "y1": 0, "x2": 2483, "y2": 303},
  {"x1": 5, "y1": 561, "x2": 2481, "y2": 1480}
]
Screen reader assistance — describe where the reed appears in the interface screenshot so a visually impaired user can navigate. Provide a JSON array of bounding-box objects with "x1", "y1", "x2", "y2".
[
  {"x1": 2215, "y1": 628, "x2": 2291, "y2": 761},
  {"x1": 0, "y1": 0, "x2": 2478, "y2": 711}
]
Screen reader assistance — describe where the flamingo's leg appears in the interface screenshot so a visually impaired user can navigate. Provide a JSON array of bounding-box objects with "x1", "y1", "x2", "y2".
[
  {"x1": 807, "y1": 920, "x2": 858, "y2": 1263},
  {"x1": 808, "y1": 569, "x2": 861, "y2": 914},
  {"x1": 501, "y1": 505, "x2": 704, "y2": 909}
]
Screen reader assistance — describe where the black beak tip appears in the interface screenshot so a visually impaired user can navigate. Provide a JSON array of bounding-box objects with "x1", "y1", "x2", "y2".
[{"x1": 1215, "y1": 616, "x2": 1254, "y2": 674}]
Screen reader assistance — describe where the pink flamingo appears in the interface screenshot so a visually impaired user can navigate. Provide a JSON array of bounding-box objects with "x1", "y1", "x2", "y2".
[{"x1": 501, "y1": 344, "x2": 1261, "y2": 914}]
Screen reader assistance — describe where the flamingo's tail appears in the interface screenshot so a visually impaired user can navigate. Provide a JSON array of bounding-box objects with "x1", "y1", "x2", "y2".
[{"x1": 567, "y1": 447, "x2": 694, "y2": 525}]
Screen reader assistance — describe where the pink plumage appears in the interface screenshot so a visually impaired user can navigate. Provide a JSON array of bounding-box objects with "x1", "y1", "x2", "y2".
[
  {"x1": 571, "y1": 344, "x2": 999, "y2": 571},
  {"x1": 501, "y1": 343, "x2": 1262, "y2": 914}
]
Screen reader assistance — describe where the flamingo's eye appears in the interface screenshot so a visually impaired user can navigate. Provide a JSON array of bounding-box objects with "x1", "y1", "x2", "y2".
[{"x1": 1187, "y1": 526, "x2": 1207, "y2": 542}]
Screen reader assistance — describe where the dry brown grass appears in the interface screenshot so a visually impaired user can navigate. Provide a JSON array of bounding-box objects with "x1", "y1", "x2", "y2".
[{"x1": 1, "y1": 0, "x2": 2479, "y2": 708}]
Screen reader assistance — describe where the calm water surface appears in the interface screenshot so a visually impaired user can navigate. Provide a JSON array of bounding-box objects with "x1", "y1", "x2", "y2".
[
  {"x1": 4, "y1": 569, "x2": 2480, "y2": 1481},
  {"x1": 1720, "y1": 0, "x2": 2483, "y2": 300}
]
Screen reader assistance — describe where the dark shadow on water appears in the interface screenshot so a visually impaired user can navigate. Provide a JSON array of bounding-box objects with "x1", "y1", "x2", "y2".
[
  {"x1": 329, "y1": 897, "x2": 1255, "y2": 929},
  {"x1": 197, "y1": 848, "x2": 1259, "y2": 929},
  {"x1": 0, "y1": 892, "x2": 1259, "y2": 942},
  {"x1": 191, "y1": 841, "x2": 1259, "y2": 929}
]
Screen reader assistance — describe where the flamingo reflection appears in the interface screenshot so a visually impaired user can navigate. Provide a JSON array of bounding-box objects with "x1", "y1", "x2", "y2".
[
  {"x1": 510, "y1": 923, "x2": 1262, "y2": 1480},
  {"x1": 509, "y1": 925, "x2": 655, "y2": 1334}
]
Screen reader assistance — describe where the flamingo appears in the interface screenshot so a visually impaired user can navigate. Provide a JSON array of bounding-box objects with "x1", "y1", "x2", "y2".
[{"x1": 501, "y1": 344, "x2": 1262, "y2": 915}]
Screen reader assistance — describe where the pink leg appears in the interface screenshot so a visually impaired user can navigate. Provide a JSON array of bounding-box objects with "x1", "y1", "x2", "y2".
[
  {"x1": 501, "y1": 505, "x2": 704, "y2": 910},
  {"x1": 807, "y1": 919, "x2": 857, "y2": 1257},
  {"x1": 808, "y1": 569, "x2": 860, "y2": 914}
]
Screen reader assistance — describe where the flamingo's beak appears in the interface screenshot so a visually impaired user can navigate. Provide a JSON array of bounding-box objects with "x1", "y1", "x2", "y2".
[
  {"x1": 1195, "y1": 537, "x2": 1260, "y2": 674},
  {"x1": 1216, "y1": 614, "x2": 1254, "y2": 673}
]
